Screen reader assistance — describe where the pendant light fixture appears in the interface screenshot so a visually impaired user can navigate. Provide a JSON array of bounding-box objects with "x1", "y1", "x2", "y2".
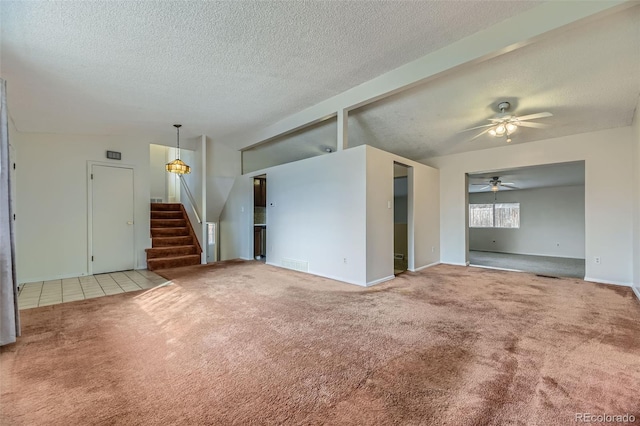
[{"x1": 166, "y1": 124, "x2": 191, "y2": 174}]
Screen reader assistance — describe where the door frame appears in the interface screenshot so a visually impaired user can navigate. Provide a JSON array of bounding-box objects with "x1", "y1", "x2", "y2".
[
  {"x1": 87, "y1": 161, "x2": 137, "y2": 275},
  {"x1": 393, "y1": 162, "x2": 414, "y2": 273}
]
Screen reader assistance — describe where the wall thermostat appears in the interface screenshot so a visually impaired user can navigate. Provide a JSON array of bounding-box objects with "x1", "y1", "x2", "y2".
[{"x1": 106, "y1": 151, "x2": 122, "y2": 160}]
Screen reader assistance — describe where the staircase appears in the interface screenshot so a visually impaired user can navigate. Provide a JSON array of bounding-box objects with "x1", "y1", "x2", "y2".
[{"x1": 146, "y1": 203, "x2": 202, "y2": 271}]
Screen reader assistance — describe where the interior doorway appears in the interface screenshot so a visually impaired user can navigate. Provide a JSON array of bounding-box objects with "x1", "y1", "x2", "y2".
[
  {"x1": 90, "y1": 164, "x2": 135, "y2": 274},
  {"x1": 466, "y1": 161, "x2": 586, "y2": 279},
  {"x1": 253, "y1": 175, "x2": 267, "y2": 262},
  {"x1": 393, "y1": 163, "x2": 410, "y2": 274}
]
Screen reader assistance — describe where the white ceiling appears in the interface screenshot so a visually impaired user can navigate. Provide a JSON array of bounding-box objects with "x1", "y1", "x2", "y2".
[
  {"x1": 468, "y1": 161, "x2": 585, "y2": 193},
  {"x1": 0, "y1": 1, "x2": 540, "y2": 140},
  {"x1": 348, "y1": 5, "x2": 640, "y2": 160},
  {"x1": 234, "y1": 5, "x2": 640, "y2": 165}
]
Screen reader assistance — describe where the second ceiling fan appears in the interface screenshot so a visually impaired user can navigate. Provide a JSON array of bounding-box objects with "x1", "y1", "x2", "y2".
[{"x1": 471, "y1": 176, "x2": 519, "y2": 192}]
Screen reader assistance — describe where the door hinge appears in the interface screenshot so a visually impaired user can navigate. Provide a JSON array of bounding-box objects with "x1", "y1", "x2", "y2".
[
  {"x1": 13, "y1": 163, "x2": 16, "y2": 170},
  {"x1": 91, "y1": 256, "x2": 94, "y2": 261},
  {"x1": 13, "y1": 214, "x2": 16, "y2": 221},
  {"x1": 91, "y1": 173, "x2": 93, "y2": 179}
]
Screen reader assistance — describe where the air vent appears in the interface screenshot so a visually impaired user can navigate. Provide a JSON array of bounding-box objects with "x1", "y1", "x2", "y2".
[
  {"x1": 281, "y1": 258, "x2": 309, "y2": 272},
  {"x1": 150, "y1": 198, "x2": 163, "y2": 203}
]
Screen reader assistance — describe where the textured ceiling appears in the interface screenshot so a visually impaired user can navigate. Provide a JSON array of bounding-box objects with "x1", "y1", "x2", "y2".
[
  {"x1": 468, "y1": 161, "x2": 585, "y2": 193},
  {"x1": 348, "y1": 6, "x2": 640, "y2": 160},
  {"x1": 0, "y1": 1, "x2": 539, "y2": 140}
]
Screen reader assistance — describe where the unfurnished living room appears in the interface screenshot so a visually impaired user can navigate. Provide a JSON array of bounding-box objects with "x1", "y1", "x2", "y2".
[{"x1": 1, "y1": 2, "x2": 639, "y2": 425}]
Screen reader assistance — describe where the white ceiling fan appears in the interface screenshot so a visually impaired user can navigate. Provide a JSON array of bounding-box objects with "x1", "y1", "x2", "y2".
[
  {"x1": 471, "y1": 176, "x2": 519, "y2": 192},
  {"x1": 461, "y1": 101, "x2": 552, "y2": 143}
]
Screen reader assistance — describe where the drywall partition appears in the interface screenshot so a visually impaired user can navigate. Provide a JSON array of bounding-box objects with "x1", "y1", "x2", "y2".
[
  {"x1": 469, "y1": 185, "x2": 585, "y2": 259},
  {"x1": 181, "y1": 137, "x2": 206, "y2": 261},
  {"x1": 219, "y1": 145, "x2": 438, "y2": 286},
  {"x1": 13, "y1": 132, "x2": 152, "y2": 283},
  {"x1": 426, "y1": 126, "x2": 635, "y2": 286},
  {"x1": 267, "y1": 146, "x2": 368, "y2": 285},
  {"x1": 219, "y1": 175, "x2": 253, "y2": 262},
  {"x1": 206, "y1": 137, "x2": 241, "y2": 223},
  {"x1": 149, "y1": 144, "x2": 168, "y2": 202},
  {"x1": 220, "y1": 145, "x2": 368, "y2": 285},
  {"x1": 365, "y1": 146, "x2": 440, "y2": 285}
]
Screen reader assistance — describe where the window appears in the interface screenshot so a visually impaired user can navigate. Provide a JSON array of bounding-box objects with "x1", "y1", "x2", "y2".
[{"x1": 469, "y1": 203, "x2": 520, "y2": 228}]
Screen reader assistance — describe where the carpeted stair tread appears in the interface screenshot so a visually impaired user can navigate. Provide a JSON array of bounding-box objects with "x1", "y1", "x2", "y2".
[
  {"x1": 147, "y1": 254, "x2": 201, "y2": 270},
  {"x1": 151, "y1": 211, "x2": 183, "y2": 220},
  {"x1": 151, "y1": 219, "x2": 187, "y2": 228},
  {"x1": 146, "y1": 245, "x2": 198, "y2": 259},
  {"x1": 150, "y1": 203, "x2": 182, "y2": 211},
  {"x1": 151, "y1": 227, "x2": 190, "y2": 237},
  {"x1": 152, "y1": 236, "x2": 193, "y2": 247}
]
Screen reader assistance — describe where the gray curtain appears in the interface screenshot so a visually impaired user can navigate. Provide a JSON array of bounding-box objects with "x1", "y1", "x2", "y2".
[{"x1": 0, "y1": 78, "x2": 20, "y2": 346}]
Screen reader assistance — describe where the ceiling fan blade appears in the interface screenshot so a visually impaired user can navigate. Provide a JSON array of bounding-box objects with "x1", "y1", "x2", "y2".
[
  {"x1": 469, "y1": 127, "x2": 492, "y2": 141},
  {"x1": 516, "y1": 121, "x2": 549, "y2": 129},
  {"x1": 516, "y1": 112, "x2": 552, "y2": 121},
  {"x1": 501, "y1": 182, "x2": 515, "y2": 185},
  {"x1": 501, "y1": 184, "x2": 520, "y2": 189},
  {"x1": 459, "y1": 123, "x2": 496, "y2": 133},
  {"x1": 477, "y1": 186, "x2": 490, "y2": 190},
  {"x1": 471, "y1": 183, "x2": 490, "y2": 186}
]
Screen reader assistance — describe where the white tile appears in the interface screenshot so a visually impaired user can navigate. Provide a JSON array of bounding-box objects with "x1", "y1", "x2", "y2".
[{"x1": 63, "y1": 294, "x2": 85, "y2": 302}]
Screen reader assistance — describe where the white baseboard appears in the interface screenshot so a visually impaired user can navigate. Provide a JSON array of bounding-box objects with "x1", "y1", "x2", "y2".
[
  {"x1": 632, "y1": 286, "x2": 640, "y2": 301},
  {"x1": 265, "y1": 261, "x2": 367, "y2": 287},
  {"x1": 584, "y1": 277, "x2": 632, "y2": 287},
  {"x1": 366, "y1": 275, "x2": 395, "y2": 287},
  {"x1": 441, "y1": 262, "x2": 467, "y2": 267},
  {"x1": 410, "y1": 262, "x2": 440, "y2": 272},
  {"x1": 239, "y1": 257, "x2": 253, "y2": 261}
]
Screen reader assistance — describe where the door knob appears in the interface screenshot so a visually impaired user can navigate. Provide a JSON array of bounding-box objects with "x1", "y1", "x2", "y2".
[{"x1": 127, "y1": 221, "x2": 134, "y2": 225}]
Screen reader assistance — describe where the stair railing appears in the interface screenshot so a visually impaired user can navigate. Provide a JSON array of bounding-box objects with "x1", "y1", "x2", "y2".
[{"x1": 178, "y1": 175, "x2": 202, "y2": 224}]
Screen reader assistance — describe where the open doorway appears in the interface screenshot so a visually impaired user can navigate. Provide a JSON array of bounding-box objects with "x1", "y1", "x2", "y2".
[
  {"x1": 466, "y1": 161, "x2": 585, "y2": 278},
  {"x1": 394, "y1": 163, "x2": 410, "y2": 275},
  {"x1": 253, "y1": 175, "x2": 267, "y2": 262}
]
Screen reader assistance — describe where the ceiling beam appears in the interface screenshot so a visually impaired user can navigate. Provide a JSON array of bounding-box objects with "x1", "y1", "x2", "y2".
[{"x1": 226, "y1": 0, "x2": 632, "y2": 151}]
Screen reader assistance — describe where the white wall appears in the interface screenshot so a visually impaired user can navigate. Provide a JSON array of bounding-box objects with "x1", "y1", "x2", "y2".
[
  {"x1": 365, "y1": 146, "x2": 440, "y2": 284},
  {"x1": 220, "y1": 145, "x2": 368, "y2": 285},
  {"x1": 632, "y1": 97, "x2": 640, "y2": 292},
  {"x1": 469, "y1": 185, "x2": 585, "y2": 259},
  {"x1": 426, "y1": 126, "x2": 635, "y2": 286},
  {"x1": 206, "y1": 138, "x2": 241, "y2": 222},
  {"x1": 181, "y1": 137, "x2": 206, "y2": 258},
  {"x1": 149, "y1": 144, "x2": 167, "y2": 202},
  {"x1": 219, "y1": 176, "x2": 253, "y2": 262},
  {"x1": 13, "y1": 131, "x2": 152, "y2": 283},
  {"x1": 219, "y1": 145, "x2": 440, "y2": 286}
]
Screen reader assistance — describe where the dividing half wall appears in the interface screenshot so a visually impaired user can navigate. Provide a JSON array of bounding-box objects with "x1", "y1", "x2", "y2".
[{"x1": 219, "y1": 145, "x2": 440, "y2": 286}]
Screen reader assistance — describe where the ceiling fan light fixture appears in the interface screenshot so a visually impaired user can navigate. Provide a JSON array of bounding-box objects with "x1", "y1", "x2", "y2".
[
  {"x1": 506, "y1": 122, "x2": 517, "y2": 133},
  {"x1": 495, "y1": 124, "x2": 506, "y2": 136},
  {"x1": 491, "y1": 185, "x2": 499, "y2": 192},
  {"x1": 488, "y1": 128, "x2": 497, "y2": 137}
]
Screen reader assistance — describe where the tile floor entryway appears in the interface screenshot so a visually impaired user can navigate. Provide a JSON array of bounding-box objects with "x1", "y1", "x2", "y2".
[{"x1": 18, "y1": 270, "x2": 170, "y2": 310}]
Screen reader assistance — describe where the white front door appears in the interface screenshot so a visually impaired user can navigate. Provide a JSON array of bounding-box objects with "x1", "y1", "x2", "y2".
[{"x1": 92, "y1": 165, "x2": 134, "y2": 274}]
